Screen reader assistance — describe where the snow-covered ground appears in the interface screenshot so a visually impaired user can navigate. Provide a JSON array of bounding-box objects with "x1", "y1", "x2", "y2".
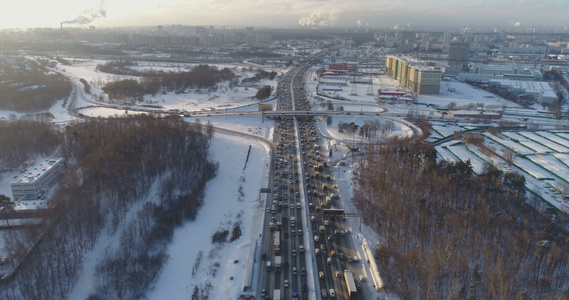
[
  {"x1": 1, "y1": 56, "x2": 568, "y2": 299},
  {"x1": 65, "y1": 132, "x2": 271, "y2": 299}
]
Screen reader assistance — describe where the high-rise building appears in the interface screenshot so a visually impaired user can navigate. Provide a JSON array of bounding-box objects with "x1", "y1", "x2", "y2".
[
  {"x1": 448, "y1": 41, "x2": 470, "y2": 72},
  {"x1": 385, "y1": 56, "x2": 441, "y2": 95}
]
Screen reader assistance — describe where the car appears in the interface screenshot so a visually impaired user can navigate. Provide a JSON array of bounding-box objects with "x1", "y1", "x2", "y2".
[
  {"x1": 298, "y1": 229, "x2": 302, "y2": 235},
  {"x1": 301, "y1": 268, "x2": 306, "y2": 276},
  {"x1": 292, "y1": 250, "x2": 297, "y2": 257},
  {"x1": 359, "y1": 274, "x2": 366, "y2": 282},
  {"x1": 327, "y1": 235, "x2": 332, "y2": 241},
  {"x1": 293, "y1": 267, "x2": 298, "y2": 275},
  {"x1": 261, "y1": 289, "x2": 266, "y2": 297},
  {"x1": 315, "y1": 248, "x2": 320, "y2": 255},
  {"x1": 299, "y1": 245, "x2": 304, "y2": 252},
  {"x1": 329, "y1": 289, "x2": 336, "y2": 297},
  {"x1": 319, "y1": 271, "x2": 324, "y2": 279},
  {"x1": 320, "y1": 244, "x2": 325, "y2": 251},
  {"x1": 321, "y1": 289, "x2": 327, "y2": 298},
  {"x1": 335, "y1": 271, "x2": 340, "y2": 278},
  {"x1": 297, "y1": 202, "x2": 301, "y2": 209},
  {"x1": 284, "y1": 279, "x2": 289, "y2": 287}
]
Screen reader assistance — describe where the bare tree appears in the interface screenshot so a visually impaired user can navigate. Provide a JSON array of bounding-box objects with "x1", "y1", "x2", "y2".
[{"x1": 503, "y1": 148, "x2": 516, "y2": 166}]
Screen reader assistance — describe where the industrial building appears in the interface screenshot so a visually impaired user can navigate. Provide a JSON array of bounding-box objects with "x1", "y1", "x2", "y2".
[
  {"x1": 10, "y1": 158, "x2": 64, "y2": 201},
  {"x1": 385, "y1": 55, "x2": 442, "y2": 94},
  {"x1": 489, "y1": 79, "x2": 557, "y2": 105}
]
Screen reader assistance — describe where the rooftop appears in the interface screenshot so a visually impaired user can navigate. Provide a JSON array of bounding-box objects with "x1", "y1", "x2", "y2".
[{"x1": 10, "y1": 158, "x2": 63, "y2": 184}]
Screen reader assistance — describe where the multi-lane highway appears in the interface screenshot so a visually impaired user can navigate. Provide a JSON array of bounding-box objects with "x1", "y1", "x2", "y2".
[{"x1": 258, "y1": 59, "x2": 370, "y2": 300}]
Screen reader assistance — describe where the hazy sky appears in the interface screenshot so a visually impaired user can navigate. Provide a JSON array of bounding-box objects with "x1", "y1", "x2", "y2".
[{"x1": 1, "y1": 0, "x2": 567, "y2": 30}]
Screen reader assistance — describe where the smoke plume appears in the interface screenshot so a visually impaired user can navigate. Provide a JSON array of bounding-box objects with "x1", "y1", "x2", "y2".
[
  {"x1": 298, "y1": 9, "x2": 342, "y2": 28},
  {"x1": 63, "y1": 0, "x2": 107, "y2": 25}
]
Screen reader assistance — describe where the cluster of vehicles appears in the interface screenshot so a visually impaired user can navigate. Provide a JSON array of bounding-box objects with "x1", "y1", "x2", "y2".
[
  {"x1": 262, "y1": 58, "x2": 365, "y2": 299},
  {"x1": 261, "y1": 63, "x2": 313, "y2": 300}
]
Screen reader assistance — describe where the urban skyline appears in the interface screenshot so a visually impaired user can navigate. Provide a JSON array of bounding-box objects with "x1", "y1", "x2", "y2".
[{"x1": 2, "y1": 0, "x2": 568, "y2": 30}]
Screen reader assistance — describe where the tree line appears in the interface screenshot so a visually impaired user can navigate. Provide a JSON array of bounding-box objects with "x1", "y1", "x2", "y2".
[
  {"x1": 0, "y1": 56, "x2": 71, "y2": 112},
  {"x1": 353, "y1": 139, "x2": 569, "y2": 299},
  {"x1": 97, "y1": 62, "x2": 236, "y2": 101},
  {"x1": 1, "y1": 116, "x2": 216, "y2": 300},
  {"x1": 0, "y1": 119, "x2": 62, "y2": 170}
]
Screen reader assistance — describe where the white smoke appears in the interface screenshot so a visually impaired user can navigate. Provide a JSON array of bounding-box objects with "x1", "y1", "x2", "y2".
[
  {"x1": 63, "y1": 0, "x2": 107, "y2": 25},
  {"x1": 356, "y1": 20, "x2": 361, "y2": 28},
  {"x1": 298, "y1": 9, "x2": 342, "y2": 28}
]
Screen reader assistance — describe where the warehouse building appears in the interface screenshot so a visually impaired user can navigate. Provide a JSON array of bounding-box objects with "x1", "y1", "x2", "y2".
[{"x1": 10, "y1": 158, "x2": 64, "y2": 201}]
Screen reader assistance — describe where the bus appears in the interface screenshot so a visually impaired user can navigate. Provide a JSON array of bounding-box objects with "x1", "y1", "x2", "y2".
[{"x1": 274, "y1": 231, "x2": 281, "y2": 255}]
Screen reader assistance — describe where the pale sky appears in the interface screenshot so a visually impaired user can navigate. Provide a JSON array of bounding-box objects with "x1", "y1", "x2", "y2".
[{"x1": 0, "y1": 0, "x2": 567, "y2": 30}]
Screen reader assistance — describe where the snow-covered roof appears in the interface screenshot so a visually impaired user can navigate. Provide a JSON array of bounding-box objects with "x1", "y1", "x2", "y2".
[{"x1": 10, "y1": 158, "x2": 63, "y2": 184}]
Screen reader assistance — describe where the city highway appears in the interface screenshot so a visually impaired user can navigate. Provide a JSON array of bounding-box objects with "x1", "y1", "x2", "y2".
[{"x1": 257, "y1": 58, "x2": 370, "y2": 300}]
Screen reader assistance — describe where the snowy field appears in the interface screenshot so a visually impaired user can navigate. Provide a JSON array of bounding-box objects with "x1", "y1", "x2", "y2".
[
  {"x1": 66, "y1": 133, "x2": 271, "y2": 299},
  {"x1": 2, "y1": 55, "x2": 569, "y2": 299},
  {"x1": 60, "y1": 59, "x2": 283, "y2": 113}
]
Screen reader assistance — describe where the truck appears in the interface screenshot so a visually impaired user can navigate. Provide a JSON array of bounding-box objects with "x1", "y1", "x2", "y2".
[
  {"x1": 274, "y1": 231, "x2": 281, "y2": 255},
  {"x1": 275, "y1": 256, "x2": 282, "y2": 271},
  {"x1": 344, "y1": 270, "x2": 357, "y2": 297},
  {"x1": 290, "y1": 216, "x2": 296, "y2": 227},
  {"x1": 276, "y1": 213, "x2": 283, "y2": 230},
  {"x1": 273, "y1": 289, "x2": 281, "y2": 300}
]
